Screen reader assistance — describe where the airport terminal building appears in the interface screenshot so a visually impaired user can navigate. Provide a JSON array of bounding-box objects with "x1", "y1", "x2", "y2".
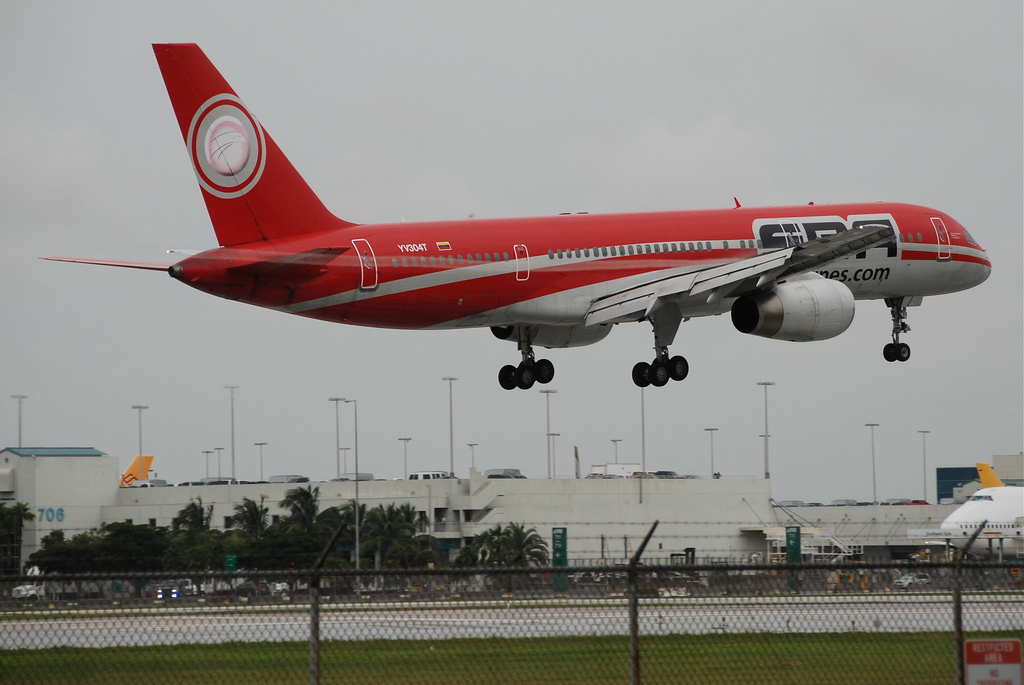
[{"x1": 2, "y1": 447, "x2": 1021, "y2": 571}]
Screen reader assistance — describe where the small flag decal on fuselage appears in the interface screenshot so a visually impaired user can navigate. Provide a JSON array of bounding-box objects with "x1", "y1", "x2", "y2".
[{"x1": 436, "y1": 241, "x2": 451, "y2": 251}]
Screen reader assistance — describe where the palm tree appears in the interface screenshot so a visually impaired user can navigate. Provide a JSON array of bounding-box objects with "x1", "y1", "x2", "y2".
[
  {"x1": 171, "y1": 498, "x2": 212, "y2": 535},
  {"x1": 0, "y1": 502, "x2": 35, "y2": 574},
  {"x1": 231, "y1": 496, "x2": 269, "y2": 540},
  {"x1": 498, "y1": 522, "x2": 549, "y2": 567},
  {"x1": 362, "y1": 502, "x2": 433, "y2": 568},
  {"x1": 279, "y1": 485, "x2": 340, "y2": 533}
]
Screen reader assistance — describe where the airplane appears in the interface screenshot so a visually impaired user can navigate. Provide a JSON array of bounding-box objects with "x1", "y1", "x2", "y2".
[
  {"x1": 119, "y1": 455, "x2": 154, "y2": 487},
  {"x1": 46, "y1": 44, "x2": 992, "y2": 390},
  {"x1": 939, "y1": 464, "x2": 1024, "y2": 559}
]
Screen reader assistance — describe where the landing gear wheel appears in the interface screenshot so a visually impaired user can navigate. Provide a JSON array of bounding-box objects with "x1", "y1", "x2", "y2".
[
  {"x1": 515, "y1": 362, "x2": 536, "y2": 390},
  {"x1": 649, "y1": 360, "x2": 670, "y2": 387},
  {"x1": 883, "y1": 343, "x2": 898, "y2": 362},
  {"x1": 632, "y1": 362, "x2": 651, "y2": 388},
  {"x1": 534, "y1": 358, "x2": 555, "y2": 384},
  {"x1": 498, "y1": 365, "x2": 517, "y2": 390},
  {"x1": 895, "y1": 342, "x2": 911, "y2": 362},
  {"x1": 668, "y1": 355, "x2": 689, "y2": 381}
]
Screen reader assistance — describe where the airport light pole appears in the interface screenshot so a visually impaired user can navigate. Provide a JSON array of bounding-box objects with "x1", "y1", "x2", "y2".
[
  {"x1": 705, "y1": 428, "x2": 718, "y2": 477},
  {"x1": 131, "y1": 405, "x2": 148, "y2": 458},
  {"x1": 225, "y1": 385, "x2": 238, "y2": 481},
  {"x1": 342, "y1": 399, "x2": 360, "y2": 577},
  {"x1": 399, "y1": 438, "x2": 412, "y2": 479},
  {"x1": 11, "y1": 395, "x2": 27, "y2": 448},
  {"x1": 254, "y1": 442, "x2": 267, "y2": 482},
  {"x1": 548, "y1": 434, "x2": 560, "y2": 478},
  {"x1": 215, "y1": 447, "x2": 224, "y2": 479},
  {"x1": 865, "y1": 423, "x2": 879, "y2": 503},
  {"x1": 329, "y1": 397, "x2": 344, "y2": 478},
  {"x1": 918, "y1": 430, "x2": 930, "y2": 501},
  {"x1": 610, "y1": 439, "x2": 622, "y2": 464},
  {"x1": 202, "y1": 450, "x2": 213, "y2": 479},
  {"x1": 340, "y1": 447, "x2": 350, "y2": 475},
  {"x1": 757, "y1": 382, "x2": 775, "y2": 480},
  {"x1": 540, "y1": 389, "x2": 557, "y2": 479},
  {"x1": 443, "y1": 377, "x2": 457, "y2": 477},
  {"x1": 467, "y1": 443, "x2": 478, "y2": 470}
]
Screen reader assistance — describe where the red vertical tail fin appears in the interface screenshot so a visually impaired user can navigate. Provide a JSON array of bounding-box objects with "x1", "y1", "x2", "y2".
[{"x1": 153, "y1": 44, "x2": 355, "y2": 246}]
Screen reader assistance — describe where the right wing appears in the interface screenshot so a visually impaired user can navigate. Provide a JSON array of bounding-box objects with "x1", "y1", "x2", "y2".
[{"x1": 586, "y1": 223, "x2": 894, "y2": 325}]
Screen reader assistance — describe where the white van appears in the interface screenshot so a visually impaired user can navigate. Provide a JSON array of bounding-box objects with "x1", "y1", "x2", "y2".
[{"x1": 408, "y1": 471, "x2": 450, "y2": 480}]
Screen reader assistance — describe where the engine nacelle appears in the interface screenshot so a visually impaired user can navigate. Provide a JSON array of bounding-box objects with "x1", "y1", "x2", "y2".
[
  {"x1": 491, "y1": 324, "x2": 612, "y2": 349},
  {"x1": 731, "y1": 276, "x2": 855, "y2": 342}
]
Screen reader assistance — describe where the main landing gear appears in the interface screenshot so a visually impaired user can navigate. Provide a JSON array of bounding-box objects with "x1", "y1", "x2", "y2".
[
  {"x1": 632, "y1": 349, "x2": 689, "y2": 388},
  {"x1": 883, "y1": 297, "x2": 911, "y2": 362},
  {"x1": 497, "y1": 328, "x2": 554, "y2": 391}
]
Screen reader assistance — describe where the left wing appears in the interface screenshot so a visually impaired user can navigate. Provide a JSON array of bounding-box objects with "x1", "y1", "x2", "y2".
[{"x1": 586, "y1": 223, "x2": 894, "y2": 325}]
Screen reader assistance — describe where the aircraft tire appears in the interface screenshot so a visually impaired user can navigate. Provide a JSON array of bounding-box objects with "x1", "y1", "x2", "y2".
[
  {"x1": 535, "y1": 358, "x2": 555, "y2": 384},
  {"x1": 632, "y1": 362, "x2": 651, "y2": 388},
  {"x1": 498, "y1": 365, "x2": 518, "y2": 390},
  {"x1": 883, "y1": 343, "x2": 898, "y2": 362},
  {"x1": 650, "y1": 360, "x2": 670, "y2": 387},
  {"x1": 668, "y1": 355, "x2": 689, "y2": 381},
  {"x1": 515, "y1": 363, "x2": 536, "y2": 390},
  {"x1": 896, "y1": 343, "x2": 911, "y2": 362}
]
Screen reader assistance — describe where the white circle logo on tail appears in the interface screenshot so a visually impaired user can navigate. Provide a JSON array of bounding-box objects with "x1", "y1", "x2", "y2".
[{"x1": 187, "y1": 94, "x2": 266, "y2": 199}]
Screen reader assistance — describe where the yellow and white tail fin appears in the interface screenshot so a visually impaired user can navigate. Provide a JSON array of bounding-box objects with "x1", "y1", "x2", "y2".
[
  {"x1": 975, "y1": 462, "x2": 1004, "y2": 489},
  {"x1": 120, "y1": 456, "x2": 154, "y2": 487}
]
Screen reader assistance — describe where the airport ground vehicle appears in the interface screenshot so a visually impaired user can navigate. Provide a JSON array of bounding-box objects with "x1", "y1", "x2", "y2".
[{"x1": 894, "y1": 573, "x2": 931, "y2": 589}]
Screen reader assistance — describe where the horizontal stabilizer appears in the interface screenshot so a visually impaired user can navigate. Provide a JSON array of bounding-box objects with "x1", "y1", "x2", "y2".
[{"x1": 43, "y1": 257, "x2": 171, "y2": 271}]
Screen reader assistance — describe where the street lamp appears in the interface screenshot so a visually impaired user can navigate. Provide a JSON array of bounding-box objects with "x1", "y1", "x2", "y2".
[
  {"x1": 399, "y1": 438, "x2": 412, "y2": 479},
  {"x1": 329, "y1": 397, "x2": 344, "y2": 478},
  {"x1": 11, "y1": 395, "x2": 27, "y2": 448},
  {"x1": 610, "y1": 439, "x2": 622, "y2": 464},
  {"x1": 705, "y1": 428, "x2": 718, "y2": 477},
  {"x1": 540, "y1": 389, "x2": 557, "y2": 479},
  {"x1": 225, "y1": 385, "x2": 238, "y2": 480},
  {"x1": 131, "y1": 405, "x2": 148, "y2": 457},
  {"x1": 757, "y1": 382, "x2": 775, "y2": 480},
  {"x1": 467, "y1": 443, "x2": 478, "y2": 470},
  {"x1": 443, "y1": 377, "x2": 457, "y2": 477},
  {"x1": 918, "y1": 430, "x2": 930, "y2": 501},
  {"x1": 202, "y1": 450, "x2": 213, "y2": 479},
  {"x1": 342, "y1": 398, "x2": 360, "y2": 575},
  {"x1": 865, "y1": 423, "x2": 880, "y2": 503},
  {"x1": 255, "y1": 442, "x2": 267, "y2": 482}
]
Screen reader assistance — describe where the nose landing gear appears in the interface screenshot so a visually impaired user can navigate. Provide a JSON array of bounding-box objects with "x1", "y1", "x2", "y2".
[{"x1": 883, "y1": 297, "x2": 912, "y2": 362}]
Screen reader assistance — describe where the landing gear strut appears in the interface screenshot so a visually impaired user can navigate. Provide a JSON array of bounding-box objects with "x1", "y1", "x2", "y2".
[
  {"x1": 497, "y1": 328, "x2": 554, "y2": 391},
  {"x1": 883, "y1": 297, "x2": 911, "y2": 362}
]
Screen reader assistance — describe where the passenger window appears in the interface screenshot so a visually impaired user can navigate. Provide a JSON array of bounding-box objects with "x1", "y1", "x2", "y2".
[
  {"x1": 628, "y1": 245, "x2": 635, "y2": 255},
  {"x1": 584, "y1": 248, "x2": 591, "y2": 257},
  {"x1": 705, "y1": 242, "x2": 712, "y2": 251},
  {"x1": 429, "y1": 256, "x2": 436, "y2": 266},
  {"x1": 476, "y1": 253, "x2": 483, "y2": 263},
  {"x1": 688, "y1": 242, "x2": 695, "y2": 251},
  {"x1": 916, "y1": 233, "x2": 923, "y2": 242},
  {"x1": 458, "y1": 254, "x2": 464, "y2": 265},
  {"x1": 504, "y1": 252, "x2": 510, "y2": 261},
  {"x1": 723, "y1": 241, "x2": 729, "y2": 250},
  {"x1": 600, "y1": 247, "x2": 607, "y2": 257},
  {"x1": 392, "y1": 258, "x2": 399, "y2": 268},
  {"x1": 547, "y1": 250, "x2": 554, "y2": 259},
  {"x1": 493, "y1": 253, "x2": 500, "y2": 262},
  {"x1": 420, "y1": 257, "x2": 428, "y2": 266},
  {"x1": 557, "y1": 250, "x2": 564, "y2": 259},
  {"x1": 401, "y1": 257, "x2": 409, "y2": 267},
  {"x1": 653, "y1": 244, "x2": 661, "y2": 254}
]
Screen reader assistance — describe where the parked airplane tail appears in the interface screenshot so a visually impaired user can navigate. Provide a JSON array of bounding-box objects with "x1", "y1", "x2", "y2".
[
  {"x1": 119, "y1": 455, "x2": 154, "y2": 487},
  {"x1": 152, "y1": 44, "x2": 355, "y2": 247},
  {"x1": 976, "y1": 462, "x2": 1004, "y2": 489}
]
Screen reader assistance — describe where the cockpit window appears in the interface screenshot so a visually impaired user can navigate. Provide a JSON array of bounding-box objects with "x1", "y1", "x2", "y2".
[
  {"x1": 968, "y1": 494, "x2": 993, "y2": 502},
  {"x1": 963, "y1": 229, "x2": 979, "y2": 246}
]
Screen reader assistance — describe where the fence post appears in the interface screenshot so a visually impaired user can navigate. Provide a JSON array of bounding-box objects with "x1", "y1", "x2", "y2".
[
  {"x1": 309, "y1": 574, "x2": 320, "y2": 685},
  {"x1": 953, "y1": 521, "x2": 987, "y2": 685},
  {"x1": 629, "y1": 521, "x2": 659, "y2": 685}
]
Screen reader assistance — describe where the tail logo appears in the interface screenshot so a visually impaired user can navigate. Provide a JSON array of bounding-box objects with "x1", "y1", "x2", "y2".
[{"x1": 186, "y1": 94, "x2": 266, "y2": 199}]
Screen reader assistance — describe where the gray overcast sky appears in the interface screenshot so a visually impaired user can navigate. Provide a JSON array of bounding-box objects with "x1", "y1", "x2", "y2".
[{"x1": 1, "y1": 2, "x2": 1021, "y2": 504}]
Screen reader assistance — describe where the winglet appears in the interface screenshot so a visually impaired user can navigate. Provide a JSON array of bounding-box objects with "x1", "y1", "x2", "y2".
[{"x1": 976, "y1": 463, "x2": 1004, "y2": 489}]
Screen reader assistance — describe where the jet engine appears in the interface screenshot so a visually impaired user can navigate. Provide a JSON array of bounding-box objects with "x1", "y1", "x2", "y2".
[
  {"x1": 491, "y1": 324, "x2": 612, "y2": 348},
  {"x1": 730, "y1": 275, "x2": 855, "y2": 342}
]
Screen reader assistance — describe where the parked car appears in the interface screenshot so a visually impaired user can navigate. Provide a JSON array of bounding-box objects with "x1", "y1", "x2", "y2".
[
  {"x1": 894, "y1": 573, "x2": 931, "y2": 589},
  {"x1": 12, "y1": 583, "x2": 44, "y2": 600}
]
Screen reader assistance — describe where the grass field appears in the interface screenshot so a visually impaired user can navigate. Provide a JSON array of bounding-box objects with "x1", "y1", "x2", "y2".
[{"x1": 4, "y1": 631, "x2": 1020, "y2": 684}]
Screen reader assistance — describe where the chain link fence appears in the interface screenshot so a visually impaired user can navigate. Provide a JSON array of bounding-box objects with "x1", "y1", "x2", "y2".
[{"x1": 2, "y1": 560, "x2": 1021, "y2": 684}]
